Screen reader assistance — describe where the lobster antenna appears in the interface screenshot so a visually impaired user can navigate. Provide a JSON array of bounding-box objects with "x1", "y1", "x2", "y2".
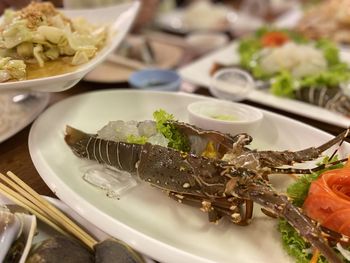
[
  {"x1": 271, "y1": 157, "x2": 348, "y2": 175},
  {"x1": 328, "y1": 128, "x2": 349, "y2": 161}
]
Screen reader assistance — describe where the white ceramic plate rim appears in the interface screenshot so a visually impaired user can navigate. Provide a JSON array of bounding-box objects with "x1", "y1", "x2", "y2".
[
  {"x1": 28, "y1": 89, "x2": 349, "y2": 263},
  {"x1": 178, "y1": 42, "x2": 350, "y2": 128},
  {"x1": 0, "y1": 93, "x2": 50, "y2": 143},
  {"x1": 0, "y1": 2, "x2": 140, "y2": 92}
]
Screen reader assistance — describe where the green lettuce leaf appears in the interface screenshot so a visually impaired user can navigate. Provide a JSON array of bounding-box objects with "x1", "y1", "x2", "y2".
[
  {"x1": 153, "y1": 109, "x2": 190, "y2": 152},
  {"x1": 270, "y1": 71, "x2": 297, "y2": 98},
  {"x1": 315, "y1": 39, "x2": 341, "y2": 66},
  {"x1": 299, "y1": 63, "x2": 350, "y2": 88}
]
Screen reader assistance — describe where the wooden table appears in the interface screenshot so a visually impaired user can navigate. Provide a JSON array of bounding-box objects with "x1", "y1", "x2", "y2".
[{"x1": 0, "y1": 78, "x2": 348, "y2": 198}]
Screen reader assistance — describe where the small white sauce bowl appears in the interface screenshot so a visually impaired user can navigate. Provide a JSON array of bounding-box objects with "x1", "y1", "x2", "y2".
[
  {"x1": 187, "y1": 100, "x2": 263, "y2": 136},
  {"x1": 210, "y1": 68, "x2": 255, "y2": 101}
]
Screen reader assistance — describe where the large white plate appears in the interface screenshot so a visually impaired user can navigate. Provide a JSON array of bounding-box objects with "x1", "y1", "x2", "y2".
[
  {"x1": 0, "y1": 2, "x2": 139, "y2": 92},
  {"x1": 178, "y1": 42, "x2": 350, "y2": 128},
  {"x1": 0, "y1": 92, "x2": 50, "y2": 143},
  {"x1": 29, "y1": 90, "x2": 350, "y2": 263}
]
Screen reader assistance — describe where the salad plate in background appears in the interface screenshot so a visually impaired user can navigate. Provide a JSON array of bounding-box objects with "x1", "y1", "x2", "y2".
[
  {"x1": 0, "y1": 1, "x2": 139, "y2": 92},
  {"x1": 29, "y1": 89, "x2": 350, "y2": 263},
  {"x1": 178, "y1": 31, "x2": 350, "y2": 128}
]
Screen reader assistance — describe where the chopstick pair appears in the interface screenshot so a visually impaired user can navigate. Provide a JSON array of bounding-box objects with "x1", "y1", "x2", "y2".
[{"x1": 0, "y1": 171, "x2": 97, "y2": 250}]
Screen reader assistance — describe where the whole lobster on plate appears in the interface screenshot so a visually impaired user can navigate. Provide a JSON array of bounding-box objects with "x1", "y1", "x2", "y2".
[{"x1": 65, "y1": 120, "x2": 350, "y2": 263}]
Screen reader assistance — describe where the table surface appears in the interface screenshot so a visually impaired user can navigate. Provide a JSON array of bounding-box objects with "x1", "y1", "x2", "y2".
[{"x1": 0, "y1": 79, "x2": 348, "y2": 198}]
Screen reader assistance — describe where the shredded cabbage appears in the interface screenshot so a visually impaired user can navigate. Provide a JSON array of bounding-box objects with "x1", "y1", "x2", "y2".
[
  {"x1": 0, "y1": 57, "x2": 26, "y2": 81},
  {"x1": 0, "y1": 2, "x2": 108, "y2": 82}
]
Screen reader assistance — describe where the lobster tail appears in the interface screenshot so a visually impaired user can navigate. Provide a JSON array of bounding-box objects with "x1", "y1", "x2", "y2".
[
  {"x1": 65, "y1": 126, "x2": 93, "y2": 159},
  {"x1": 295, "y1": 86, "x2": 350, "y2": 117},
  {"x1": 234, "y1": 181, "x2": 342, "y2": 263},
  {"x1": 65, "y1": 126, "x2": 142, "y2": 174}
]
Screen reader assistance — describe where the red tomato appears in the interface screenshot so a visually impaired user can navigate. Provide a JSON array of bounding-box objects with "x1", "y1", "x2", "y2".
[{"x1": 261, "y1": 32, "x2": 289, "y2": 47}]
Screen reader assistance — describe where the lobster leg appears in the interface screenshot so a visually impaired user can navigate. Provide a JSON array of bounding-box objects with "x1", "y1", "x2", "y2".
[
  {"x1": 168, "y1": 192, "x2": 253, "y2": 225},
  {"x1": 234, "y1": 180, "x2": 343, "y2": 263}
]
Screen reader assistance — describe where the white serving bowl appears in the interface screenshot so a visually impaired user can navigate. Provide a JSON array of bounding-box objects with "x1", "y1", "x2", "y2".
[
  {"x1": 187, "y1": 100, "x2": 263, "y2": 136},
  {"x1": 0, "y1": 2, "x2": 140, "y2": 92}
]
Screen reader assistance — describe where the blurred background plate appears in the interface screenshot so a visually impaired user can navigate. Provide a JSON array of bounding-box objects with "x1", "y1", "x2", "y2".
[
  {"x1": 155, "y1": 1, "x2": 237, "y2": 34},
  {"x1": 178, "y1": 42, "x2": 350, "y2": 128},
  {"x1": 84, "y1": 35, "x2": 184, "y2": 83},
  {"x1": 0, "y1": 92, "x2": 50, "y2": 143}
]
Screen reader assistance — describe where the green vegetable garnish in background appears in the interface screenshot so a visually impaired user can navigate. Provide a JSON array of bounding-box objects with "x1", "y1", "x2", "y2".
[
  {"x1": 237, "y1": 28, "x2": 350, "y2": 99},
  {"x1": 270, "y1": 71, "x2": 296, "y2": 98},
  {"x1": 279, "y1": 156, "x2": 346, "y2": 262},
  {"x1": 315, "y1": 39, "x2": 341, "y2": 66},
  {"x1": 153, "y1": 109, "x2": 190, "y2": 152}
]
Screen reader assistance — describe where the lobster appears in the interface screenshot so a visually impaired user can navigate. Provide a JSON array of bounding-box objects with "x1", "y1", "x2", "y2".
[{"x1": 64, "y1": 120, "x2": 350, "y2": 263}]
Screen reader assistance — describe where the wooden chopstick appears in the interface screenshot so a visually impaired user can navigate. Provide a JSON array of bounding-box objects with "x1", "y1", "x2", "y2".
[
  {"x1": 0, "y1": 171, "x2": 97, "y2": 250},
  {"x1": 0, "y1": 181, "x2": 66, "y2": 235},
  {"x1": 6, "y1": 171, "x2": 96, "y2": 246}
]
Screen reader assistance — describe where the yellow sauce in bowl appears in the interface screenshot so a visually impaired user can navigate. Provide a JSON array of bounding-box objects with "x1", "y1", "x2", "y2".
[{"x1": 210, "y1": 114, "x2": 238, "y2": 121}]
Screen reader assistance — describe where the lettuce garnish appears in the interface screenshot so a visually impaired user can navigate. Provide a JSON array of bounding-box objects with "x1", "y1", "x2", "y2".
[{"x1": 153, "y1": 109, "x2": 190, "y2": 152}]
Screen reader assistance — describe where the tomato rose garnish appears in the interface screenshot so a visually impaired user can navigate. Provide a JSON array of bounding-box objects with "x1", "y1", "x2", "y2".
[{"x1": 303, "y1": 160, "x2": 350, "y2": 236}]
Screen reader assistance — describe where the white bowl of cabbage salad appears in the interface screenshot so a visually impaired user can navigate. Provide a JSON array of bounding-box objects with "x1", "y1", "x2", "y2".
[{"x1": 0, "y1": 1, "x2": 140, "y2": 92}]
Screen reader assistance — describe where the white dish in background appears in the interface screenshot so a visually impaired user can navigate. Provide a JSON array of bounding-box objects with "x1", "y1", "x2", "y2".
[
  {"x1": 155, "y1": 3, "x2": 237, "y2": 34},
  {"x1": 84, "y1": 36, "x2": 184, "y2": 83},
  {"x1": 185, "y1": 32, "x2": 229, "y2": 55},
  {"x1": 0, "y1": 2, "x2": 140, "y2": 92},
  {"x1": 0, "y1": 194, "x2": 154, "y2": 262},
  {"x1": 187, "y1": 100, "x2": 263, "y2": 136},
  {"x1": 28, "y1": 89, "x2": 350, "y2": 263},
  {"x1": 0, "y1": 92, "x2": 50, "y2": 143},
  {"x1": 178, "y1": 42, "x2": 350, "y2": 128}
]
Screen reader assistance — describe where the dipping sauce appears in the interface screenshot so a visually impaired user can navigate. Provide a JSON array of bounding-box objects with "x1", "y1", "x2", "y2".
[{"x1": 210, "y1": 114, "x2": 238, "y2": 121}]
